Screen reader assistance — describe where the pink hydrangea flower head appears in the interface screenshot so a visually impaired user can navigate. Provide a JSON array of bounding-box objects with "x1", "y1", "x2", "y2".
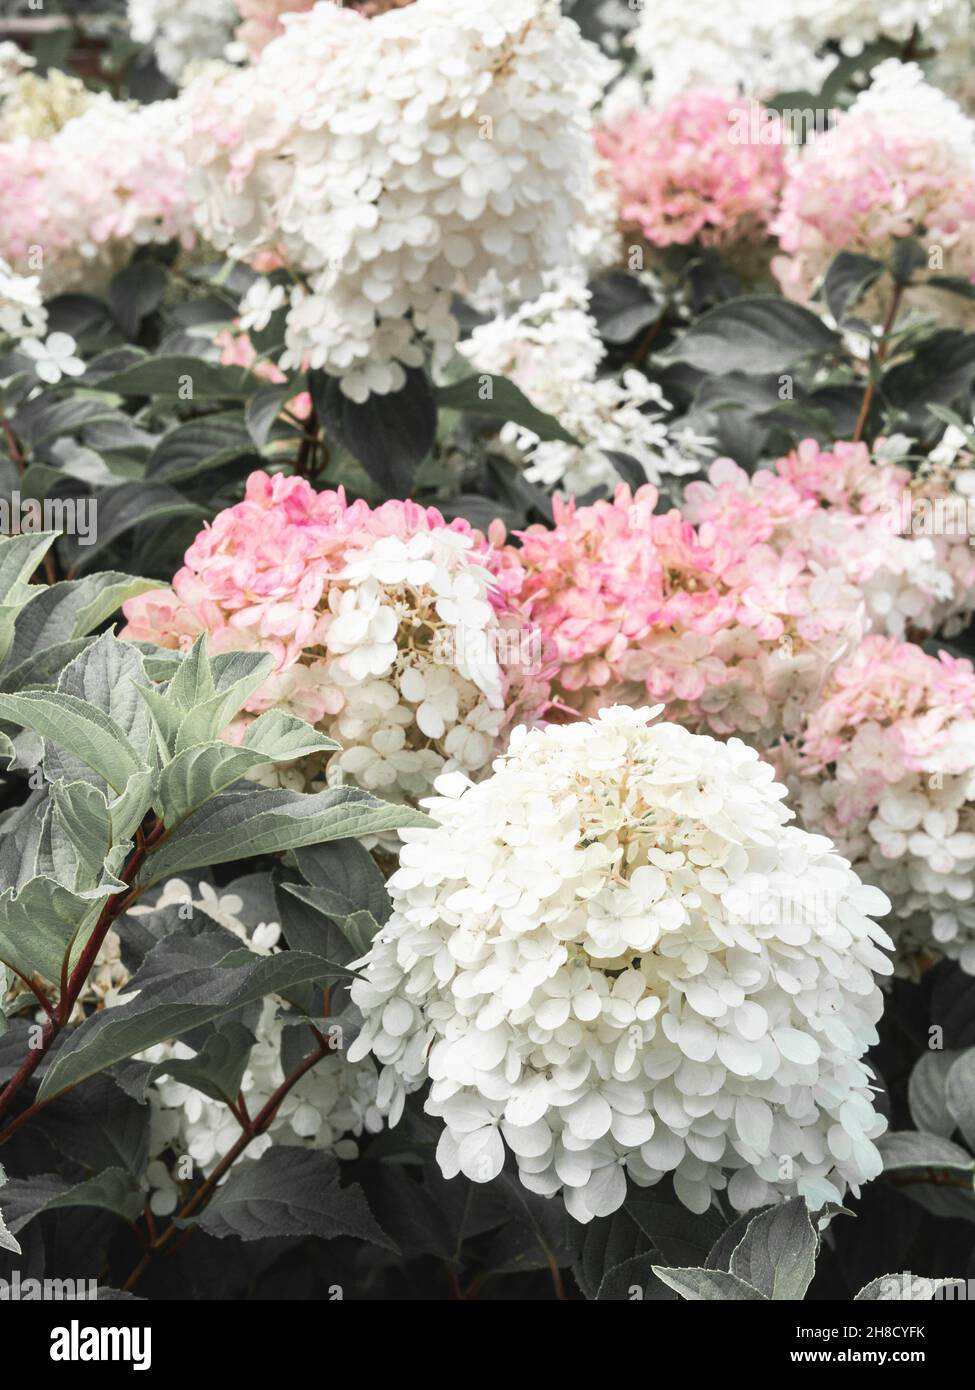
[
  {"x1": 789, "y1": 636, "x2": 975, "y2": 977},
  {"x1": 595, "y1": 89, "x2": 786, "y2": 249},
  {"x1": 122, "y1": 472, "x2": 547, "y2": 814}
]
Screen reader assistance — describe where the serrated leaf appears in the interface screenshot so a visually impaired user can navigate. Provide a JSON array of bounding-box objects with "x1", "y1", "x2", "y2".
[
  {"x1": 33, "y1": 1074, "x2": 150, "y2": 1175},
  {"x1": 48, "y1": 780, "x2": 116, "y2": 892},
  {"x1": 48, "y1": 632, "x2": 153, "y2": 780},
  {"x1": 6, "y1": 573, "x2": 161, "y2": 675},
  {"x1": 282, "y1": 887, "x2": 380, "y2": 956},
  {"x1": 0, "y1": 531, "x2": 58, "y2": 664},
  {"x1": 0, "y1": 691, "x2": 143, "y2": 793},
  {"x1": 879, "y1": 1131, "x2": 975, "y2": 1172},
  {"x1": 37, "y1": 950, "x2": 349, "y2": 1101},
  {"x1": 651, "y1": 1265, "x2": 767, "y2": 1300},
  {"x1": 155, "y1": 713, "x2": 336, "y2": 827},
  {"x1": 855, "y1": 1273, "x2": 967, "y2": 1301},
  {"x1": 0, "y1": 1169, "x2": 143, "y2": 1233},
  {"x1": 0, "y1": 875, "x2": 109, "y2": 986},
  {"x1": 728, "y1": 1198, "x2": 818, "y2": 1299},
  {"x1": 108, "y1": 261, "x2": 168, "y2": 339},
  {"x1": 181, "y1": 1148, "x2": 395, "y2": 1249},
  {"x1": 172, "y1": 646, "x2": 275, "y2": 752},
  {"x1": 138, "y1": 785, "x2": 430, "y2": 887},
  {"x1": 588, "y1": 271, "x2": 663, "y2": 345}
]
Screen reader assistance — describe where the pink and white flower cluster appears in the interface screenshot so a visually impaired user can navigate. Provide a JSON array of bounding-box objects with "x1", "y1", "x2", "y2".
[
  {"x1": 683, "y1": 442, "x2": 975, "y2": 641},
  {"x1": 787, "y1": 637, "x2": 975, "y2": 977},
  {"x1": 179, "y1": 0, "x2": 612, "y2": 400},
  {"x1": 349, "y1": 706, "x2": 892, "y2": 1222},
  {"x1": 595, "y1": 90, "x2": 786, "y2": 251},
  {"x1": 121, "y1": 471, "x2": 546, "y2": 809},
  {"x1": 773, "y1": 62, "x2": 975, "y2": 308},
  {"x1": 497, "y1": 476, "x2": 869, "y2": 745},
  {"x1": 0, "y1": 94, "x2": 194, "y2": 297}
]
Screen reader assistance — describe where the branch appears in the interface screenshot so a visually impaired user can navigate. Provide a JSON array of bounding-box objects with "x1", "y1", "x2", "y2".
[
  {"x1": 121, "y1": 1028, "x2": 331, "y2": 1293},
  {"x1": 851, "y1": 282, "x2": 905, "y2": 445},
  {"x1": 0, "y1": 817, "x2": 165, "y2": 1140}
]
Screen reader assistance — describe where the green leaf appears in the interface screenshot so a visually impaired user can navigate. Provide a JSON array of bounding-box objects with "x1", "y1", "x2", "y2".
[
  {"x1": 310, "y1": 365, "x2": 436, "y2": 497},
  {"x1": 891, "y1": 237, "x2": 928, "y2": 286},
  {"x1": 156, "y1": 716, "x2": 335, "y2": 825},
  {"x1": 242, "y1": 709, "x2": 338, "y2": 762},
  {"x1": 879, "y1": 1131, "x2": 975, "y2": 1173},
  {"x1": 154, "y1": 743, "x2": 271, "y2": 826},
  {"x1": 282, "y1": 888, "x2": 381, "y2": 956},
  {"x1": 5, "y1": 572, "x2": 161, "y2": 682},
  {"x1": 945, "y1": 1049, "x2": 975, "y2": 1150},
  {"x1": 34, "y1": 1074, "x2": 149, "y2": 1174},
  {"x1": 435, "y1": 374, "x2": 578, "y2": 445},
  {"x1": 59, "y1": 481, "x2": 206, "y2": 573},
  {"x1": 727, "y1": 1199, "x2": 819, "y2": 1300},
  {"x1": 94, "y1": 354, "x2": 254, "y2": 400},
  {"x1": 588, "y1": 271, "x2": 663, "y2": 345},
  {"x1": 172, "y1": 646, "x2": 275, "y2": 752},
  {"x1": 181, "y1": 1148, "x2": 396, "y2": 1249},
  {"x1": 108, "y1": 261, "x2": 168, "y2": 339},
  {"x1": 908, "y1": 1049, "x2": 960, "y2": 1138},
  {"x1": 650, "y1": 1265, "x2": 767, "y2": 1300},
  {"x1": 666, "y1": 296, "x2": 840, "y2": 375},
  {"x1": 139, "y1": 785, "x2": 430, "y2": 887},
  {"x1": 48, "y1": 781, "x2": 116, "y2": 892},
  {"x1": 246, "y1": 384, "x2": 293, "y2": 450},
  {"x1": 927, "y1": 276, "x2": 975, "y2": 302},
  {"x1": 0, "y1": 875, "x2": 109, "y2": 984},
  {"x1": 0, "y1": 1169, "x2": 143, "y2": 1233},
  {"x1": 149, "y1": 413, "x2": 255, "y2": 483},
  {"x1": 148, "y1": 1020, "x2": 254, "y2": 1106},
  {"x1": 855, "y1": 1274, "x2": 967, "y2": 1301},
  {"x1": 37, "y1": 949, "x2": 348, "y2": 1101},
  {"x1": 49, "y1": 632, "x2": 153, "y2": 776},
  {"x1": 821, "y1": 252, "x2": 885, "y2": 322},
  {"x1": 293, "y1": 838, "x2": 392, "y2": 925},
  {"x1": 0, "y1": 690, "x2": 144, "y2": 793},
  {"x1": 0, "y1": 637, "x2": 94, "y2": 694},
  {"x1": 0, "y1": 531, "x2": 59, "y2": 664}
]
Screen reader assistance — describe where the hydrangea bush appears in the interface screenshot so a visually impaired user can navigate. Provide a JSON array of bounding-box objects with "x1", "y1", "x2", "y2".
[{"x1": 1, "y1": 0, "x2": 975, "y2": 1312}]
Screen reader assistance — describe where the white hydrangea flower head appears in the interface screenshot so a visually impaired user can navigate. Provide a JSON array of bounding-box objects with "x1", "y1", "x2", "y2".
[
  {"x1": 349, "y1": 706, "x2": 893, "y2": 1223},
  {"x1": 126, "y1": 0, "x2": 240, "y2": 85},
  {"x1": 630, "y1": 0, "x2": 958, "y2": 103},
  {"x1": 124, "y1": 879, "x2": 382, "y2": 1215},
  {"x1": 180, "y1": 0, "x2": 615, "y2": 398},
  {"x1": 458, "y1": 269, "x2": 712, "y2": 493}
]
